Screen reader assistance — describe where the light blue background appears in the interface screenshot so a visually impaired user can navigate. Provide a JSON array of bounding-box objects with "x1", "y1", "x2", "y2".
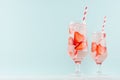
[{"x1": 0, "y1": 0, "x2": 119, "y2": 75}]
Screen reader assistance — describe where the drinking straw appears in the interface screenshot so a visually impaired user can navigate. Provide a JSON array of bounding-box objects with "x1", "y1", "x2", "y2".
[
  {"x1": 82, "y1": 6, "x2": 88, "y2": 24},
  {"x1": 102, "y1": 16, "x2": 107, "y2": 32}
]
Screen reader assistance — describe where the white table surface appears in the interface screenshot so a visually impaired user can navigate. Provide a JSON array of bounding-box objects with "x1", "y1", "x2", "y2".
[{"x1": 0, "y1": 75, "x2": 120, "y2": 80}]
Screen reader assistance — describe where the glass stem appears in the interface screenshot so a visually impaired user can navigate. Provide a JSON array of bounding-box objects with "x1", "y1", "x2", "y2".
[
  {"x1": 75, "y1": 63, "x2": 80, "y2": 74},
  {"x1": 97, "y1": 64, "x2": 102, "y2": 74}
]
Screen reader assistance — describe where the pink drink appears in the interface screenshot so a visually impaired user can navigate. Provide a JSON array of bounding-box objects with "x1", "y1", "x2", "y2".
[
  {"x1": 68, "y1": 22, "x2": 88, "y2": 64},
  {"x1": 91, "y1": 32, "x2": 107, "y2": 64}
]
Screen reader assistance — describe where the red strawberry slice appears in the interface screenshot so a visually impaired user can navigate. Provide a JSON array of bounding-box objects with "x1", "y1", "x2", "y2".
[
  {"x1": 91, "y1": 42, "x2": 97, "y2": 52},
  {"x1": 68, "y1": 45, "x2": 74, "y2": 58},
  {"x1": 74, "y1": 32, "x2": 85, "y2": 45},
  {"x1": 96, "y1": 44, "x2": 106, "y2": 56},
  {"x1": 96, "y1": 44, "x2": 102, "y2": 56},
  {"x1": 68, "y1": 37, "x2": 74, "y2": 45},
  {"x1": 75, "y1": 41, "x2": 87, "y2": 50}
]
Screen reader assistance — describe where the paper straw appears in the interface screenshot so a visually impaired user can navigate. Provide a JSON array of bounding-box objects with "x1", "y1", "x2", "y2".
[
  {"x1": 102, "y1": 16, "x2": 107, "y2": 32},
  {"x1": 82, "y1": 6, "x2": 88, "y2": 24}
]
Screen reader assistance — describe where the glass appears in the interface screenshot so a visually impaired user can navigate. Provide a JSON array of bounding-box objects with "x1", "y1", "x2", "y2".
[
  {"x1": 91, "y1": 32, "x2": 107, "y2": 75},
  {"x1": 68, "y1": 22, "x2": 88, "y2": 76}
]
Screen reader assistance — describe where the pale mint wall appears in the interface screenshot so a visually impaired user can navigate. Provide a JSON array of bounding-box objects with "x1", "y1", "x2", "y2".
[{"x1": 0, "y1": 0, "x2": 119, "y2": 75}]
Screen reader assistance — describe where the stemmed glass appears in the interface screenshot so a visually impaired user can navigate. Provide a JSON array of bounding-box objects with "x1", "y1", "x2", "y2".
[
  {"x1": 91, "y1": 32, "x2": 107, "y2": 75},
  {"x1": 68, "y1": 22, "x2": 88, "y2": 76}
]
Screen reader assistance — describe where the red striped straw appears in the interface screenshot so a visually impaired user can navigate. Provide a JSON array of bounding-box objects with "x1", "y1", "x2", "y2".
[
  {"x1": 82, "y1": 6, "x2": 88, "y2": 24},
  {"x1": 102, "y1": 16, "x2": 107, "y2": 32}
]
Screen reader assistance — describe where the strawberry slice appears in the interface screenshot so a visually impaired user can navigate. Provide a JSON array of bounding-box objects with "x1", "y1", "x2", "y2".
[
  {"x1": 96, "y1": 44, "x2": 102, "y2": 56},
  {"x1": 91, "y1": 42, "x2": 97, "y2": 52},
  {"x1": 74, "y1": 32, "x2": 85, "y2": 45},
  {"x1": 75, "y1": 41, "x2": 87, "y2": 50},
  {"x1": 68, "y1": 45, "x2": 74, "y2": 57},
  {"x1": 68, "y1": 37, "x2": 74, "y2": 45},
  {"x1": 96, "y1": 44, "x2": 106, "y2": 56}
]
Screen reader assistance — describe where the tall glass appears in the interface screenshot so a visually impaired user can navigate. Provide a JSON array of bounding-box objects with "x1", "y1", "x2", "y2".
[
  {"x1": 68, "y1": 22, "x2": 88, "y2": 75},
  {"x1": 91, "y1": 32, "x2": 107, "y2": 75}
]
